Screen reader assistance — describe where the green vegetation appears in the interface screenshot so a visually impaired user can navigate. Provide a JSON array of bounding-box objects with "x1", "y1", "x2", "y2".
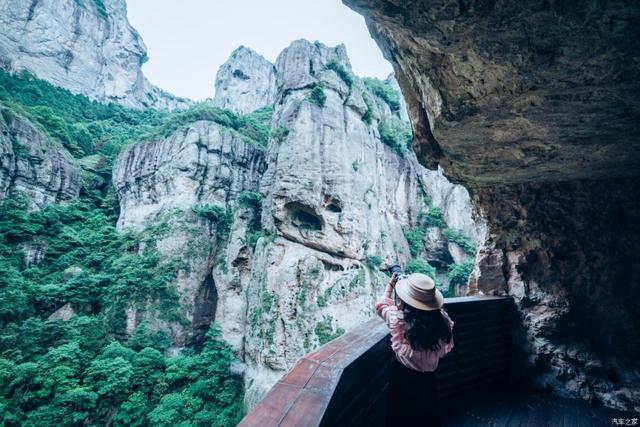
[
  {"x1": 326, "y1": 59, "x2": 353, "y2": 89},
  {"x1": 0, "y1": 194, "x2": 181, "y2": 333},
  {"x1": 362, "y1": 94, "x2": 374, "y2": 125},
  {"x1": 421, "y1": 206, "x2": 444, "y2": 228},
  {"x1": 348, "y1": 268, "x2": 366, "y2": 290},
  {"x1": 237, "y1": 191, "x2": 264, "y2": 250},
  {"x1": 250, "y1": 290, "x2": 274, "y2": 329},
  {"x1": 378, "y1": 118, "x2": 412, "y2": 155},
  {"x1": 404, "y1": 227, "x2": 426, "y2": 257},
  {"x1": 365, "y1": 255, "x2": 382, "y2": 270},
  {"x1": 0, "y1": 70, "x2": 244, "y2": 425},
  {"x1": 237, "y1": 191, "x2": 262, "y2": 211},
  {"x1": 442, "y1": 228, "x2": 476, "y2": 255},
  {"x1": 351, "y1": 160, "x2": 360, "y2": 172},
  {"x1": 447, "y1": 259, "x2": 473, "y2": 287},
  {"x1": 0, "y1": 326, "x2": 243, "y2": 427},
  {"x1": 251, "y1": 290, "x2": 277, "y2": 344},
  {"x1": 192, "y1": 204, "x2": 233, "y2": 240},
  {"x1": 308, "y1": 83, "x2": 327, "y2": 107},
  {"x1": 270, "y1": 125, "x2": 289, "y2": 143},
  {"x1": 316, "y1": 286, "x2": 333, "y2": 308},
  {"x1": 74, "y1": 0, "x2": 108, "y2": 20},
  {"x1": 0, "y1": 194, "x2": 243, "y2": 426},
  {"x1": 0, "y1": 69, "x2": 273, "y2": 163},
  {"x1": 315, "y1": 315, "x2": 345, "y2": 345},
  {"x1": 148, "y1": 104, "x2": 273, "y2": 147},
  {"x1": 90, "y1": 0, "x2": 108, "y2": 19},
  {"x1": 405, "y1": 258, "x2": 437, "y2": 281},
  {"x1": 245, "y1": 231, "x2": 274, "y2": 251},
  {"x1": 309, "y1": 265, "x2": 321, "y2": 278},
  {"x1": 437, "y1": 283, "x2": 454, "y2": 298},
  {"x1": 0, "y1": 69, "x2": 166, "y2": 158},
  {"x1": 363, "y1": 77, "x2": 401, "y2": 112},
  {"x1": 297, "y1": 285, "x2": 307, "y2": 306},
  {"x1": 261, "y1": 291, "x2": 274, "y2": 313}
]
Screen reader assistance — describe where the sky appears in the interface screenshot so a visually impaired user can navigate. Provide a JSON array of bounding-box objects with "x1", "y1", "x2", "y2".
[{"x1": 126, "y1": 0, "x2": 394, "y2": 101}]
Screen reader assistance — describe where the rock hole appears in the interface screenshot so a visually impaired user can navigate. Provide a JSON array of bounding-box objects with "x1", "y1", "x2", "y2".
[
  {"x1": 326, "y1": 203, "x2": 342, "y2": 213},
  {"x1": 321, "y1": 260, "x2": 344, "y2": 271},
  {"x1": 287, "y1": 202, "x2": 323, "y2": 231},
  {"x1": 232, "y1": 247, "x2": 251, "y2": 272},
  {"x1": 191, "y1": 272, "x2": 218, "y2": 350},
  {"x1": 232, "y1": 69, "x2": 250, "y2": 80},
  {"x1": 324, "y1": 195, "x2": 343, "y2": 213}
]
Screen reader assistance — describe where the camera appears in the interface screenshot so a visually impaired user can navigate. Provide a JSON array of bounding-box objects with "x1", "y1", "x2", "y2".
[{"x1": 388, "y1": 264, "x2": 403, "y2": 276}]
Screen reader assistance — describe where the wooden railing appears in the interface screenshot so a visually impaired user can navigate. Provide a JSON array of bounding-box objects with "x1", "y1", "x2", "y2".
[{"x1": 239, "y1": 296, "x2": 514, "y2": 427}]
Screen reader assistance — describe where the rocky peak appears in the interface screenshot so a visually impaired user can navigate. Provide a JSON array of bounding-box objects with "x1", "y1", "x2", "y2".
[
  {"x1": 0, "y1": 0, "x2": 187, "y2": 109},
  {"x1": 113, "y1": 39, "x2": 480, "y2": 406},
  {"x1": 0, "y1": 108, "x2": 81, "y2": 207},
  {"x1": 274, "y1": 39, "x2": 352, "y2": 95},
  {"x1": 213, "y1": 46, "x2": 277, "y2": 114}
]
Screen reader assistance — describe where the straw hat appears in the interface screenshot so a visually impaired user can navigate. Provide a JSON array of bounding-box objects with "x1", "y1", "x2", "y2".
[{"x1": 395, "y1": 273, "x2": 444, "y2": 311}]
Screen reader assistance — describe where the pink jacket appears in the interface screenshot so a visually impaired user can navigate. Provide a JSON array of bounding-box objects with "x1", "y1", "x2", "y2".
[{"x1": 375, "y1": 295, "x2": 454, "y2": 372}]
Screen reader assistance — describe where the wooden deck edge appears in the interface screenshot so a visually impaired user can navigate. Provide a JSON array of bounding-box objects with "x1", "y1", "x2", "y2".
[{"x1": 239, "y1": 296, "x2": 514, "y2": 427}]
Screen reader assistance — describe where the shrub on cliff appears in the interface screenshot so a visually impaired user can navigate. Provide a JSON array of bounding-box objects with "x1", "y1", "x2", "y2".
[
  {"x1": 327, "y1": 59, "x2": 353, "y2": 89},
  {"x1": 150, "y1": 103, "x2": 274, "y2": 147},
  {"x1": 363, "y1": 77, "x2": 401, "y2": 112},
  {"x1": 404, "y1": 227, "x2": 426, "y2": 257},
  {"x1": 192, "y1": 204, "x2": 233, "y2": 239},
  {"x1": 448, "y1": 259, "x2": 474, "y2": 287},
  {"x1": 405, "y1": 258, "x2": 436, "y2": 281},
  {"x1": 442, "y1": 228, "x2": 476, "y2": 255},
  {"x1": 315, "y1": 315, "x2": 345, "y2": 345},
  {"x1": 308, "y1": 83, "x2": 327, "y2": 107},
  {"x1": 419, "y1": 206, "x2": 444, "y2": 228},
  {"x1": 378, "y1": 118, "x2": 412, "y2": 155}
]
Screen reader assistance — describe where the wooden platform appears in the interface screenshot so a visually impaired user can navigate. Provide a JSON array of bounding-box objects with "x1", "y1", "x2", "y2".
[
  {"x1": 239, "y1": 296, "x2": 638, "y2": 427},
  {"x1": 239, "y1": 296, "x2": 516, "y2": 427},
  {"x1": 442, "y1": 391, "x2": 635, "y2": 427}
]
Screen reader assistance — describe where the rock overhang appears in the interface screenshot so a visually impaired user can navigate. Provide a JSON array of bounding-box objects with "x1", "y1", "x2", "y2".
[{"x1": 343, "y1": 0, "x2": 640, "y2": 186}]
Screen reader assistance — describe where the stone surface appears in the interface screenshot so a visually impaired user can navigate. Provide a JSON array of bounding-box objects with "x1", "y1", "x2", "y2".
[
  {"x1": 47, "y1": 302, "x2": 75, "y2": 321},
  {"x1": 113, "y1": 40, "x2": 479, "y2": 407},
  {"x1": 0, "y1": 0, "x2": 187, "y2": 109},
  {"x1": 344, "y1": 0, "x2": 640, "y2": 411},
  {"x1": 345, "y1": 0, "x2": 640, "y2": 185},
  {"x1": 113, "y1": 119, "x2": 267, "y2": 348},
  {"x1": 0, "y1": 107, "x2": 81, "y2": 207},
  {"x1": 212, "y1": 46, "x2": 276, "y2": 114}
]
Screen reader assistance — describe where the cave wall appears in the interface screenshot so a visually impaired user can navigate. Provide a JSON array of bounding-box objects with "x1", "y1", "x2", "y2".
[
  {"x1": 473, "y1": 178, "x2": 640, "y2": 409},
  {"x1": 344, "y1": 0, "x2": 640, "y2": 411}
]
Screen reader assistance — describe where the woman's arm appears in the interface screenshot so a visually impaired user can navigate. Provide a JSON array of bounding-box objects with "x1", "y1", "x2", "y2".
[{"x1": 374, "y1": 273, "x2": 398, "y2": 321}]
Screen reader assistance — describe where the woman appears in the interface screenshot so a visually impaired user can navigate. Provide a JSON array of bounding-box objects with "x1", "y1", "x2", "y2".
[{"x1": 375, "y1": 272, "x2": 454, "y2": 426}]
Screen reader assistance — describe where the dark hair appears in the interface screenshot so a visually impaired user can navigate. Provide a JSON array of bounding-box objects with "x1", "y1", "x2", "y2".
[{"x1": 402, "y1": 305, "x2": 452, "y2": 352}]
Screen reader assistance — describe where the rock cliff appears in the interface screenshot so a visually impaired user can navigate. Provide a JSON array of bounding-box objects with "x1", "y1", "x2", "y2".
[
  {"x1": 0, "y1": 0, "x2": 186, "y2": 109},
  {"x1": 113, "y1": 40, "x2": 479, "y2": 406},
  {"x1": 0, "y1": 107, "x2": 81, "y2": 207},
  {"x1": 212, "y1": 46, "x2": 277, "y2": 114},
  {"x1": 344, "y1": 0, "x2": 640, "y2": 411}
]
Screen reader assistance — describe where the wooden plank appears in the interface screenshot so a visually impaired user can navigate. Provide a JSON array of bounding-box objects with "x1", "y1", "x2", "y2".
[
  {"x1": 305, "y1": 364, "x2": 342, "y2": 396},
  {"x1": 280, "y1": 388, "x2": 328, "y2": 427},
  {"x1": 280, "y1": 358, "x2": 320, "y2": 387},
  {"x1": 238, "y1": 382, "x2": 301, "y2": 427}
]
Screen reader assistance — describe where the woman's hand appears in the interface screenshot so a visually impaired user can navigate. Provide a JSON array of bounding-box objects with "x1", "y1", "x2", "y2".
[
  {"x1": 389, "y1": 272, "x2": 399, "y2": 289},
  {"x1": 384, "y1": 272, "x2": 398, "y2": 298}
]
